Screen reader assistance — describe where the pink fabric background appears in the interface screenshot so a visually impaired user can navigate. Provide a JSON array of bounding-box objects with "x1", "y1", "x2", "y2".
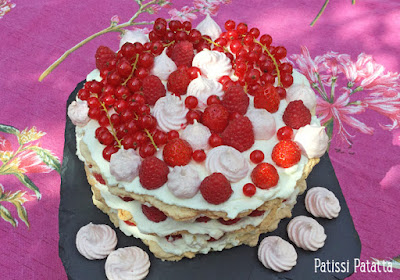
[{"x1": 0, "y1": 0, "x2": 399, "y2": 279}]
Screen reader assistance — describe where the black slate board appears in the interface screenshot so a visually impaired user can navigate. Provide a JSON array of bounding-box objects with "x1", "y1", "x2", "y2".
[{"x1": 59, "y1": 82, "x2": 361, "y2": 280}]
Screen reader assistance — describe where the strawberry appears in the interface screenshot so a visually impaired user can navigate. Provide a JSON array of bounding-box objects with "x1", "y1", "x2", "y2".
[
  {"x1": 169, "y1": 40, "x2": 194, "y2": 67},
  {"x1": 139, "y1": 156, "x2": 169, "y2": 190},
  {"x1": 162, "y1": 138, "x2": 193, "y2": 167},
  {"x1": 167, "y1": 68, "x2": 191, "y2": 96},
  {"x1": 201, "y1": 104, "x2": 230, "y2": 133},
  {"x1": 251, "y1": 163, "x2": 279, "y2": 189},
  {"x1": 282, "y1": 100, "x2": 311, "y2": 129},
  {"x1": 254, "y1": 84, "x2": 280, "y2": 113},
  {"x1": 200, "y1": 173, "x2": 233, "y2": 205},
  {"x1": 248, "y1": 210, "x2": 266, "y2": 217},
  {"x1": 95, "y1": 46, "x2": 116, "y2": 71},
  {"x1": 195, "y1": 216, "x2": 211, "y2": 223},
  {"x1": 218, "y1": 217, "x2": 240, "y2": 225},
  {"x1": 141, "y1": 75, "x2": 166, "y2": 105},
  {"x1": 221, "y1": 115, "x2": 254, "y2": 152},
  {"x1": 141, "y1": 205, "x2": 167, "y2": 223},
  {"x1": 221, "y1": 85, "x2": 249, "y2": 115},
  {"x1": 271, "y1": 140, "x2": 301, "y2": 168}
]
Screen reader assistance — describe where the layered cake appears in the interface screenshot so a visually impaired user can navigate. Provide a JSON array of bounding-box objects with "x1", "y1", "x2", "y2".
[{"x1": 68, "y1": 15, "x2": 329, "y2": 262}]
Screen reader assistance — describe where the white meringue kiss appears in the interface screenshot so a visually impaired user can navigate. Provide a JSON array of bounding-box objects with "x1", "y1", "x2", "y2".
[
  {"x1": 150, "y1": 48, "x2": 177, "y2": 81},
  {"x1": 76, "y1": 223, "x2": 117, "y2": 260},
  {"x1": 186, "y1": 75, "x2": 224, "y2": 109},
  {"x1": 180, "y1": 121, "x2": 211, "y2": 150},
  {"x1": 105, "y1": 246, "x2": 150, "y2": 280},
  {"x1": 286, "y1": 83, "x2": 317, "y2": 111},
  {"x1": 246, "y1": 109, "x2": 276, "y2": 140},
  {"x1": 192, "y1": 49, "x2": 232, "y2": 81},
  {"x1": 195, "y1": 14, "x2": 222, "y2": 41},
  {"x1": 153, "y1": 95, "x2": 188, "y2": 132},
  {"x1": 305, "y1": 187, "x2": 341, "y2": 219},
  {"x1": 110, "y1": 148, "x2": 141, "y2": 182},
  {"x1": 287, "y1": 216, "x2": 327, "y2": 251},
  {"x1": 294, "y1": 124, "x2": 329, "y2": 158},
  {"x1": 258, "y1": 236, "x2": 297, "y2": 272},
  {"x1": 167, "y1": 165, "x2": 201, "y2": 199},
  {"x1": 119, "y1": 30, "x2": 148, "y2": 48},
  {"x1": 206, "y1": 146, "x2": 249, "y2": 182},
  {"x1": 68, "y1": 100, "x2": 90, "y2": 127}
]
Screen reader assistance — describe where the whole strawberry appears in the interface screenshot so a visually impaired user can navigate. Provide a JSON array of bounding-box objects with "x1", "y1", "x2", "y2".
[
  {"x1": 221, "y1": 115, "x2": 254, "y2": 152},
  {"x1": 282, "y1": 100, "x2": 311, "y2": 129},
  {"x1": 167, "y1": 68, "x2": 191, "y2": 96},
  {"x1": 163, "y1": 138, "x2": 193, "y2": 167},
  {"x1": 251, "y1": 163, "x2": 279, "y2": 189},
  {"x1": 201, "y1": 104, "x2": 230, "y2": 133},
  {"x1": 221, "y1": 85, "x2": 249, "y2": 115},
  {"x1": 139, "y1": 156, "x2": 169, "y2": 190},
  {"x1": 271, "y1": 140, "x2": 301, "y2": 168},
  {"x1": 142, "y1": 75, "x2": 166, "y2": 105},
  {"x1": 95, "y1": 46, "x2": 116, "y2": 71},
  {"x1": 141, "y1": 205, "x2": 167, "y2": 223},
  {"x1": 200, "y1": 173, "x2": 233, "y2": 205},
  {"x1": 254, "y1": 84, "x2": 280, "y2": 113},
  {"x1": 169, "y1": 41, "x2": 194, "y2": 67}
]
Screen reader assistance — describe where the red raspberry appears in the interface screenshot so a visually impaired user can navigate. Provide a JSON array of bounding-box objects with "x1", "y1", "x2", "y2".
[
  {"x1": 251, "y1": 163, "x2": 279, "y2": 189},
  {"x1": 200, "y1": 173, "x2": 233, "y2": 205},
  {"x1": 201, "y1": 104, "x2": 230, "y2": 133},
  {"x1": 141, "y1": 205, "x2": 167, "y2": 223},
  {"x1": 139, "y1": 156, "x2": 169, "y2": 190},
  {"x1": 141, "y1": 75, "x2": 166, "y2": 105},
  {"x1": 162, "y1": 138, "x2": 193, "y2": 167},
  {"x1": 271, "y1": 140, "x2": 301, "y2": 168},
  {"x1": 221, "y1": 85, "x2": 249, "y2": 115},
  {"x1": 254, "y1": 84, "x2": 280, "y2": 113},
  {"x1": 95, "y1": 46, "x2": 116, "y2": 71},
  {"x1": 169, "y1": 40, "x2": 194, "y2": 67},
  {"x1": 282, "y1": 100, "x2": 311, "y2": 129},
  {"x1": 221, "y1": 115, "x2": 254, "y2": 152},
  {"x1": 167, "y1": 68, "x2": 191, "y2": 96}
]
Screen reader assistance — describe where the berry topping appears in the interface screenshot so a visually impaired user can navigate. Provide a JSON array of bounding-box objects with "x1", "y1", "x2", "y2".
[
  {"x1": 167, "y1": 68, "x2": 191, "y2": 96},
  {"x1": 201, "y1": 104, "x2": 230, "y2": 133},
  {"x1": 249, "y1": 209, "x2": 265, "y2": 217},
  {"x1": 139, "y1": 156, "x2": 169, "y2": 190},
  {"x1": 243, "y1": 183, "x2": 256, "y2": 197},
  {"x1": 95, "y1": 46, "x2": 116, "y2": 71},
  {"x1": 250, "y1": 150, "x2": 265, "y2": 164},
  {"x1": 200, "y1": 173, "x2": 233, "y2": 205},
  {"x1": 221, "y1": 115, "x2": 254, "y2": 152},
  {"x1": 254, "y1": 84, "x2": 280, "y2": 113},
  {"x1": 221, "y1": 85, "x2": 249, "y2": 115},
  {"x1": 185, "y1": 96, "x2": 198, "y2": 109},
  {"x1": 282, "y1": 100, "x2": 312, "y2": 129},
  {"x1": 208, "y1": 133, "x2": 223, "y2": 148},
  {"x1": 196, "y1": 216, "x2": 211, "y2": 223},
  {"x1": 163, "y1": 138, "x2": 193, "y2": 167},
  {"x1": 193, "y1": 149, "x2": 206, "y2": 162},
  {"x1": 251, "y1": 163, "x2": 279, "y2": 189},
  {"x1": 141, "y1": 205, "x2": 167, "y2": 223},
  {"x1": 271, "y1": 140, "x2": 301, "y2": 168},
  {"x1": 169, "y1": 40, "x2": 194, "y2": 67},
  {"x1": 218, "y1": 217, "x2": 240, "y2": 225},
  {"x1": 141, "y1": 75, "x2": 166, "y2": 105},
  {"x1": 277, "y1": 126, "x2": 294, "y2": 141}
]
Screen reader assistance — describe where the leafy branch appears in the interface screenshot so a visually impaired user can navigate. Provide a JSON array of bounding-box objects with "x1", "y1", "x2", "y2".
[
  {"x1": 0, "y1": 184, "x2": 29, "y2": 227},
  {"x1": 311, "y1": 0, "x2": 356, "y2": 27}
]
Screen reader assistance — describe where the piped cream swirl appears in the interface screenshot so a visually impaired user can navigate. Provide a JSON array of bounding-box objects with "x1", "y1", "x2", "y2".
[
  {"x1": 192, "y1": 49, "x2": 232, "y2": 81},
  {"x1": 286, "y1": 83, "x2": 317, "y2": 111},
  {"x1": 68, "y1": 100, "x2": 90, "y2": 127},
  {"x1": 153, "y1": 95, "x2": 188, "y2": 132},
  {"x1": 180, "y1": 121, "x2": 211, "y2": 150},
  {"x1": 105, "y1": 246, "x2": 150, "y2": 280},
  {"x1": 294, "y1": 124, "x2": 329, "y2": 158},
  {"x1": 258, "y1": 236, "x2": 297, "y2": 272},
  {"x1": 287, "y1": 216, "x2": 326, "y2": 251},
  {"x1": 305, "y1": 187, "x2": 341, "y2": 219},
  {"x1": 195, "y1": 14, "x2": 222, "y2": 41},
  {"x1": 75, "y1": 223, "x2": 117, "y2": 260},
  {"x1": 186, "y1": 75, "x2": 224, "y2": 109},
  {"x1": 206, "y1": 146, "x2": 249, "y2": 182},
  {"x1": 167, "y1": 165, "x2": 201, "y2": 199},
  {"x1": 110, "y1": 148, "x2": 141, "y2": 182},
  {"x1": 246, "y1": 109, "x2": 276, "y2": 140}
]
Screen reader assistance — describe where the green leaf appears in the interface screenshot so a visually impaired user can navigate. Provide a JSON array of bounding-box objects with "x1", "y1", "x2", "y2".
[
  {"x1": 0, "y1": 204, "x2": 17, "y2": 227},
  {"x1": 30, "y1": 146, "x2": 61, "y2": 174},
  {"x1": 0, "y1": 124, "x2": 19, "y2": 136},
  {"x1": 11, "y1": 202, "x2": 29, "y2": 228},
  {"x1": 323, "y1": 118, "x2": 334, "y2": 151},
  {"x1": 12, "y1": 173, "x2": 41, "y2": 200}
]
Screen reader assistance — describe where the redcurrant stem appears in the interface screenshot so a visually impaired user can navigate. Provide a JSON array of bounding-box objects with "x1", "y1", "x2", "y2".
[
  {"x1": 122, "y1": 53, "x2": 140, "y2": 86},
  {"x1": 99, "y1": 101, "x2": 122, "y2": 148},
  {"x1": 144, "y1": 128, "x2": 158, "y2": 150},
  {"x1": 163, "y1": 41, "x2": 175, "y2": 48},
  {"x1": 253, "y1": 39, "x2": 282, "y2": 87},
  {"x1": 310, "y1": 0, "x2": 329, "y2": 27},
  {"x1": 202, "y1": 36, "x2": 229, "y2": 53}
]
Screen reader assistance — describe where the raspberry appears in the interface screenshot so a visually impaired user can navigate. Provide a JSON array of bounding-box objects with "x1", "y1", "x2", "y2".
[
  {"x1": 169, "y1": 40, "x2": 194, "y2": 67},
  {"x1": 162, "y1": 138, "x2": 193, "y2": 167},
  {"x1": 95, "y1": 46, "x2": 116, "y2": 71},
  {"x1": 221, "y1": 115, "x2": 254, "y2": 152},
  {"x1": 141, "y1": 205, "x2": 167, "y2": 223},
  {"x1": 167, "y1": 68, "x2": 191, "y2": 96},
  {"x1": 201, "y1": 104, "x2": 230, "y2": 133},
  {"x1": 271, "y1": 140, "x2": 301, "y2": 168},
  {"x1": 139, "y1": 156, "x2": 169, "y2": 190},
  {"x1": 200, "y1": 173, "x2": 233, "y2": 205},
  {"x1": 254, "y1": 84, "x2": 280, "y2": 113},
  {"x1": 141, "y1": 75, "x2": 166, "y2": 105},
  {"x1": 251, "y1": 163, "x2": 279, "y2": 189},
  {"x1": 282, "y1": 100, "x2": 311, "y2": 129},
  {"x1": 221, "y1": 85, "x2": 249, "y2": 115}
]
